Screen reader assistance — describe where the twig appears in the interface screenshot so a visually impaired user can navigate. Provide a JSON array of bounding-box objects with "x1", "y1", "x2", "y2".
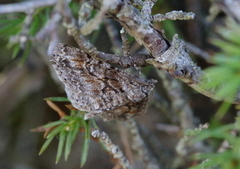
[
  {"x1": 120, "y1": 28, "x2": 141, "y2": 72},
  {"x1": 138, "y1": 124, "x2": 173, "y2": 169},
  {"x1": 35, "y1": 8, "x2": 62, "y2": 42},
  {"x1": 9, "y1": 9, "x2": 35, "y2": 48},
  {"x1": 117, "y1": 121, "x2": 134, "y2": 164},
  {"x1": 91, "y1": 129, "x2": 132, "y2": 169},
  {"x1": 3, "y1": 0, "x2": 239, "y2": 104},
  {"x1": 155, "y1": 123, "x2": 180, "y2": 134},
  {"x1": 54, "y1": 0, "x2": 240, "y2": 103},
  {"x1": 102, "y1": 0, "x2": 240, "y2": 103},
  {"x1": 156, "y1": 70, "x2": 195, "y2": 130},
  {"x1": 186, "y1": 42, "x2": 211, "y2": 61},
  {"x1": 129, "y1": 0, "x2": 144, "y2": 9},
  {"x1": 153, "y1": 10, "x2": 195, "y2": 22},
  {"x1": 0, "y1": 0, "x2": 57, "y2": 14},
  {"x1": 214, "y1": 0, "x2": 240, "y2": 23},
  {"x1": 59, "y1": 0, "x2": 150, "y2": 68},
  {"x1": 120, "y1": 28, "x2": 131, "y2": 57},
  {"x1": 78, "y1": 1, "x2": 94, "y2": 28},
  {"x1": 80, "y1": 0, "x2": 115, "y2": 35},
  {"x1": 103, "y1": 19, "x2": 122, "y2": 54},
  {"x1": 126, "y1": 119, "x2": 160, "y2": 169},
  {"x1": 141, "y1": 0, "x2": 157, "y2": 22},
  {"x1": 176, "y1": 123, "x2": 209, "y2": 156}
]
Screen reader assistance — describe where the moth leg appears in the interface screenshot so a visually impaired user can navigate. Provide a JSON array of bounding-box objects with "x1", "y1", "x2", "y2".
[{"x1": 120, "y1": 28, "x2": 141, "y2": 73}]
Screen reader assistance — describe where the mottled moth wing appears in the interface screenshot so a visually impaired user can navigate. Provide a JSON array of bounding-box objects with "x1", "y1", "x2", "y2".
[{"x1": 51, "y1": 43, "x2": 156, "y2": 120}]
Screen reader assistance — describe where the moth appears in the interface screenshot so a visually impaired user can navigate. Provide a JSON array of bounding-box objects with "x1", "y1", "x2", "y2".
[{"x1": 51, "y1": 44, "x2": 156, "y2": 121}]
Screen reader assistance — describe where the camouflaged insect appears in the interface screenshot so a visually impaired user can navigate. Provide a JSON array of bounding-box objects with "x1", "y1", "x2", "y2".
[{"x1": 51, "y1": 44, "x2": 156, "y2": 121}]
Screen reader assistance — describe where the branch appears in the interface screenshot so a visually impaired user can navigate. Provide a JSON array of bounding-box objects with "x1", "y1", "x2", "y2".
[
  {"x1": 214, "y1": 0, "x2": 240, "y2": 23},
  {"x1": 9, "y1": 8, "x2": 35, "y2": 48},
  {"x1": 0, "y1": 0, "x2": 57, "y2": 14},
  {"x1": 156, "y1": 70, "x2": 195, "y2": 130},
  {"x1": 125, "y1": 119, "x2": 160, "y2": 169},
  {"x1": 186, "y1": 42, "x2": 211, "y2": 61},
  {"x1": 58, "y1": 0, "x2": 150, "y2": 68},
  {"x1": 153, "y1": 10, "x2": 195, "y2": 22},
  {"x1": 91, "y1": 129, "x2": 132, "y2": 169},
  {"x1": 103, "y1": 0, "x2": 240, "y2": 104}
]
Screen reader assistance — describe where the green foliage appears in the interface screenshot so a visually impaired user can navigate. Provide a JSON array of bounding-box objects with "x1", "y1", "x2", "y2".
[
  {"x1": 80, "y1": 119, "x2": 91, "y2": 168},
  {"x1": 0, "y1": 7, "x2": 52, "y2": 60},
  {"x1": 203, "y1": 19, "x2": 240, "y2": 101},
  {"x1": 211, "y1": 102, "x2": 232, "y2": 127},
  {"x1": 0, "y1": 14, "x2": 24, "y2": 38},
  {"x1": 40, "y1": 98, "x2": 96, "y2": 167},
  {"x1": 44, "y1": 97, "x2": 70, "y2": 102},
  {"x1": 186, "y1": 105, "x2": 240, "y2": 169},
  {"x1": 185, "y1": 20, "x2": 240, "y2": 168},
  {"x1": 69, "y1": 1, "x2": 81, "y2": 16}
]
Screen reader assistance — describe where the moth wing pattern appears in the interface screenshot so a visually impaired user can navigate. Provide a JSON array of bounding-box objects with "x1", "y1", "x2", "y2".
[{"x1": 51, "y1": 43, "x2": 156, "y2": 120}]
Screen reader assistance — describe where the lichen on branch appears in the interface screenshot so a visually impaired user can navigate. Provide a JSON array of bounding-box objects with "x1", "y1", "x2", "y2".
[
  {"x1": 95, "y1": 0, "x2": 240, "y2": 104},
  {"x1": 59, "y1": 0, "x2": 239, "y2": 104}
]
